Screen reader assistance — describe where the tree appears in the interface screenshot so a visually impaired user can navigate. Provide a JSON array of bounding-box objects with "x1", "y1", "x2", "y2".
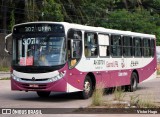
[
  {"x1": 0, "y1": 0, "x2": 160, "y2": 46},
  {"x1": 106, "y1": 9, "x2": 133, "y2": 30},
  {"x1": 106, "y1": 9, "x2": 158, "y2": 34},
  {"x1": 9, "y1": 10, "x2": 15, "y2": 30},
  {"x1": 25, "y1": 0, "x2": 39, "y2": 22},
  {"x1": 41, "y1": 0, "x2": 64, "y2": 21}
]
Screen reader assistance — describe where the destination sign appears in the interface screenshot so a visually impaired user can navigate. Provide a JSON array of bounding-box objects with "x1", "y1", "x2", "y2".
[{"x1": 13, "y1": 23, "x2": 64, "y2": 34}]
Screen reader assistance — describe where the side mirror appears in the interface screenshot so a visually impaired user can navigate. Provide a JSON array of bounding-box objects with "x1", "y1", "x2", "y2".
[
  {"x1": 4, "y1": 33, "x2": 12, "y2": 55},
  {"x1": 70, "y1": 39, "x2": 81, "y2": 59}
]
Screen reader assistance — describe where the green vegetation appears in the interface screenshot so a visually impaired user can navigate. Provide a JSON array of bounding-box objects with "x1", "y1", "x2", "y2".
[
  {"x1": 0, "y1": 67, "x2": 10, "y2": 72},
  {"x1": 129, "y1": 94, "x2": 157, "y2": 108},
  {"x1": 1, "y1": 0, "x2": 160, "y2": 45},
  {"x1": 91, "y1": 85, "x2": 158, "y2": 108},
  {"x1": 129, "y1": 95, "x2": 140, "y2": 106},
  {"x1": 91, "y1": 82, "x2": 105, "y2": 106},
  {"x1": 137, "y1": 98, "x2": 157, "y2": 108},
  {"x1": 157, "y1": 70, "x2": 160, "y2": 75},
  {"x1": 42, "y1": 0, "x2": 64, "y2": 21},
  {"x1": 0, "y1": 57, "x2": 10, "y2": 72},
  {"x1": 113, "y1": 87, "x2": 125, "y2": 101},
  {"x1": 0, "y1": 77, "x2": 10, "y2": 80},
  {"x1": 112, "y1": 89, "x2": 158, "y2": 108}
]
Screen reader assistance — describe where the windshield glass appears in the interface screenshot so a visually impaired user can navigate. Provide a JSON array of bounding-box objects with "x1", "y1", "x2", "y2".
[{"x1": 13, "y1": 36, "x2": 66, "y2": 66}]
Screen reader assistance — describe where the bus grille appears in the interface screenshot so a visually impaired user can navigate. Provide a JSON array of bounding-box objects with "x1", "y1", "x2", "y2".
[{"x1": 20, "y1": 78, "x2": 49, "y2": 81}]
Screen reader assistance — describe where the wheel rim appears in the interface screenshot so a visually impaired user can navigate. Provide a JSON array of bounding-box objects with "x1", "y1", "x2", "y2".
[
  {"x1": 84, "y1": 80, "x2": 91, "y2": 95},
  {"x1": 132, "y1": 76, "x2": 137, "y2": 89}
]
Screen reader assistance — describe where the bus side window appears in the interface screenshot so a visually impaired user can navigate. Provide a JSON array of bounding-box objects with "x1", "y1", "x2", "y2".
[
  {"x1": 123, "y1": 36, "x2": 132, "y2": 57},
  {"x1": 111, "y1": 35, "x2": 122, "y2": 57},
  {"x1": 98, "y1": 34, "x2": 110, "y2": 57},
  {"x1": 143, "y1": 38, "x2": 150, "y2": 57},
  {"x1": 85, "y1": 32, "x2": 98, "y2": 57},
  {"x1": 150, "y1": 39, "x2": 155, "y2": 57},
  {"x1": 134, "y1": 37, "x2": 142, "y2": 57}
]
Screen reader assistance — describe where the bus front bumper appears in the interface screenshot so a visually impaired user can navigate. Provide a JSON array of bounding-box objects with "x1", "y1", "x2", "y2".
[{"x1": 11, "y1": 78, "x2": 67, "y2": 92}]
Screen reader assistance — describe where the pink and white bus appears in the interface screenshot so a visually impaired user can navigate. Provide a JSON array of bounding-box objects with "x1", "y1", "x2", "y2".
[{"x1": 5, "y1": 22, "x2": 157, "y2": 99}]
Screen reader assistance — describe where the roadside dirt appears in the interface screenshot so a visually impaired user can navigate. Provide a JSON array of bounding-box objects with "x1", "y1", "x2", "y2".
[{"x1": 74, "y1": 78, "x2": 160, "y2": 114}]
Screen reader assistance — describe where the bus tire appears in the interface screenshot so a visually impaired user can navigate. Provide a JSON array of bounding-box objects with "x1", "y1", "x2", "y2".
[
  {"x1": 129, "y1": 72, "x2": 138, "y2": 92},
  {"x1": 80, "y1": 76, "x2": 93, "y2": 99},
  {"x1": 37, "y1": 91, "x2": 51, "y2": 97}
]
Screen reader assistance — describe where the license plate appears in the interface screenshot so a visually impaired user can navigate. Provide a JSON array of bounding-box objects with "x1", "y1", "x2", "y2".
[{"x1": 29, "y1": 84, "x2": 39, "y2": 88}]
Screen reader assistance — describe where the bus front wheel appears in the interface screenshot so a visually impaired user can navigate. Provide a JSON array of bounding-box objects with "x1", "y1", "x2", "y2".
[
  {"x1": 80, "y1": 76, "x2": 93, "y2": 99},
  {"x1": 129, "y1": 72, "x2": 138, "y2": 92},
  {"x1": 37, "y1": 91, "x2": 51, "y2": 98}
]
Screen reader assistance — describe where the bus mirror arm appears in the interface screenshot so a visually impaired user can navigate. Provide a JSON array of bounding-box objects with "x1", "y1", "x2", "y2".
[{"x1": 4, "y1": 33, "x2": 12, "y2": 55}]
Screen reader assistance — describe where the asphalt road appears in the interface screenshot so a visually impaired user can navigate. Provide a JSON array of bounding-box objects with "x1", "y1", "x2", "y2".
[
  {"x1": 0, "y1": 80, "x2": 91, "y2": 108},
  {"x1": 0, "y1": 78, "x2": 160, "y2": 117}
]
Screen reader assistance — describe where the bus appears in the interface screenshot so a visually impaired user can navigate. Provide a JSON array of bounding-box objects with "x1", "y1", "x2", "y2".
[{"x1": 5, "y1": 22, "x2": 157, "y2": 99}]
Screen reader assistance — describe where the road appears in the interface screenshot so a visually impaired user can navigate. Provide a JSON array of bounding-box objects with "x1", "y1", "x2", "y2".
[
  {"x1": 0, "y1": 80, "x2": 91, "y2": 108},
  {"x1": 0, "y1": 78, "x2": 160, "y2": 117}
]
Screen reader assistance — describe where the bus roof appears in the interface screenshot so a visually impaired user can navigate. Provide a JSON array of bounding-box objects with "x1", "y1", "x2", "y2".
[{"x1": 14, "y1": 21, "x2": 156, "y2": 39}]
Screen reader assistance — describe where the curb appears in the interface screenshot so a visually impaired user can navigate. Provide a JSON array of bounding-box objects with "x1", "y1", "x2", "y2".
[
  {"x1": 0, "y1": 72, "x2": 10, "y2": 74},
  {"x1": 0, "y1": 72, "x2": 10, "y2": 79}
]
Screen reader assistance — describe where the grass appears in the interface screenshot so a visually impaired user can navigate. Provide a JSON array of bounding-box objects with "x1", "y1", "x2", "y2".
[
  {"x1": 0, "y1": 67, "x2": 10, "y2": 72},
  {"x1": 113, "y1": 89, "x2": 157, "y2": 108},
  {"x1": 157, "y1": 64, "x2": 160, "y2": 75},
  {"x1": 91, "y1": 82, "x2": 105, "y2": 106},
  {"x1": 128, "y1": 94, "x2": 157, "y2": 108},
  {"x1": 113, "y1": 87, "x2": 125, "y2": 101},
  {"x1": 91, "y1": 86, "x2": 158, "y2": 108},
  {"x1": 77, "y1": 87, "x2": 158, "y2": 113},
  {"x1": 0, "y1": 77, "x2": 10, "y2": 80},
  {"x1": 0, "y1": 57, "x2": 10, "y2": 72},
  {"x1": 129, "y1": 94, "x2": 140, "y2": 107},
  {"x1": 137, "y1": 98, "x2": 157, "y2": 108},
  {"x1": 157, "y1": 70, "x2": 160, "y2": 75}
]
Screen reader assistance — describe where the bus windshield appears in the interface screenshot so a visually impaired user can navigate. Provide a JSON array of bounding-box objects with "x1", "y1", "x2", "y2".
[{"x1": 13, "y1": 35, "x2": 66, "y2": 66}]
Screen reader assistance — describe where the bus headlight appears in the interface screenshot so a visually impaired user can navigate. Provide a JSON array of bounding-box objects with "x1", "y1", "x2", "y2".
[
  {"x1": 11, "y1": 74, "x2": 20, "y2": 82},
  {"x1": 49, "y1": 71, "x2": 66, "y2": 82}
]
